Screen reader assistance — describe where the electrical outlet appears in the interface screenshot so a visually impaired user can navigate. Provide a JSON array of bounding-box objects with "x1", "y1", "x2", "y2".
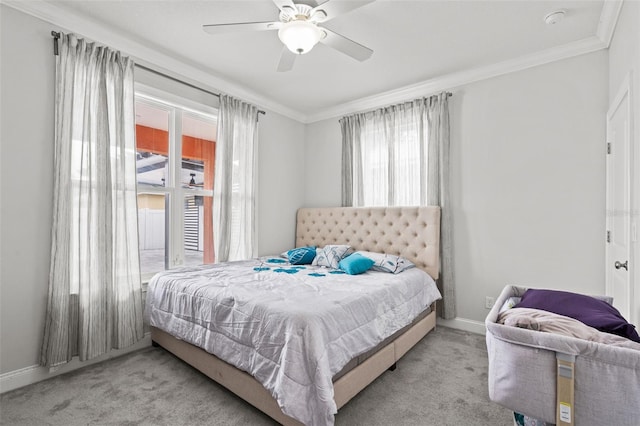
[{"x1": 485, "y1": 296, "x2": 495, "y2": 309}]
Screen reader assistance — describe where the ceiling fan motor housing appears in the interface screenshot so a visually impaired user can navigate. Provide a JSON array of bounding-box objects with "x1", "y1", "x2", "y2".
[{"x1": 279, "y1": 3, "x2": 312, "y2": 22}]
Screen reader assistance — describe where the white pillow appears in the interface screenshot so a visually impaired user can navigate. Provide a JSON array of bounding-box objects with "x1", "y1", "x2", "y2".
[
  {"x1": 355, "y1": 251, "x2": 416, "y2": 274},
  {"x1": 312, "y1": 245, "x2": 352, "y2": 269}
]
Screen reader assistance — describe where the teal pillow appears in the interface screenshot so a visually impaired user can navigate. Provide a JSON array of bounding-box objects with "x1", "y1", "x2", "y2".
[
  {"x1": 338, "y1": 253, "x2": 375, "y2": 275},
  {"x1": 287, "y1": 246, "x2": 316, "y2": 265}
]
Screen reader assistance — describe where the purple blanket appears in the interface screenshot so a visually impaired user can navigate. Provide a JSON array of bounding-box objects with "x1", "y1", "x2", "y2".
[{"x1": 515, "y1": 289, "x2": 640, "y2": 343}]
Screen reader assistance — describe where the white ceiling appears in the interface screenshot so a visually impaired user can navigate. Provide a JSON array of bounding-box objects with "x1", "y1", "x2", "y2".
[{"x1": 10, "y1": 0, "x2": 614, "y2": 122}]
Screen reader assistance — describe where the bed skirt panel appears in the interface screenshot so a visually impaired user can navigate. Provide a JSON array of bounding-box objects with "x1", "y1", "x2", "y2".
[{"x1": 150, "y1": 307, "x2": 436, "y2": 425}]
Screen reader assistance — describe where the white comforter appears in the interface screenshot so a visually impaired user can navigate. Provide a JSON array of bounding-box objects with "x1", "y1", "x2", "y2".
[{"x1": 145, "y1": 257, "x2": 441, "y2": 425}]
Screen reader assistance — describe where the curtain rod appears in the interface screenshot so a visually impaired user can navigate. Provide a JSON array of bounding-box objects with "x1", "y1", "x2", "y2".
[
  {"x1": 51, "y1": 31, "x2": 266, "y2": 116},
  {"x1": 343, "y1": 91, "x2": 453, "y2": 120},
  {"x1": 134, "y1": 63, "x2": 266, "y2": 115}
]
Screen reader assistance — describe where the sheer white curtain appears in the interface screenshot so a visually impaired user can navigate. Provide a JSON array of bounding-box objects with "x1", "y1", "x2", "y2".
[
  {"x1": 340, "y1": 99, "x2": 428, "y2": 207},
  {"x1": 340, "y1": 92, "x2": 455, "y2": 318},
  {"x1": 426, "y1": 93, "x2": 454, "y2": 319},
  {"x1": 213, "y1": 94, "x2": 259, "y2": 262},
  {"x1": 41, "y1": 33, "x2": 144, "y2": 367}
]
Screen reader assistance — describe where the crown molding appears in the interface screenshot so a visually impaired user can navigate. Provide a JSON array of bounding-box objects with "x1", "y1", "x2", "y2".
[
  {"x1": 306, "y1": 35, "x2": 608, "y2": 123},
  {"x1": 2, "y1": 0, "x2": 306, "y2": 123},
  {"x1": 596, "y1": 0, "x2": 624, "y2": 47}
]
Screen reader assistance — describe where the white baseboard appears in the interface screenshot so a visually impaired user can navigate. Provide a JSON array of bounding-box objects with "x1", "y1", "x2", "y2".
[
  {"x1": 437, "y1": 317, "x2": 487, "y2": 335},
  {"x1": 0, "y1": 334, "x2": 151, "y2": 394}
]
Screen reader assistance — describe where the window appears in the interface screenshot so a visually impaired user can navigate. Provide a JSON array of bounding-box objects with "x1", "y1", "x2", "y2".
[
  {"x1": 342, "y1": 102, "x2": 429, "y2": 207},
  {"x1": 135, "y1": 89, "x2": 216, "y2": 280},
  {"x1": 360, "y1": 118, "x2": 424, "y2": 206}
]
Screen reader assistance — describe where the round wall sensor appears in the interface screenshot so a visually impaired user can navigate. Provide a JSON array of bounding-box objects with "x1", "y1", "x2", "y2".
[{"x1": 544, "y1": 10, "x2": 566, "y2": 25}]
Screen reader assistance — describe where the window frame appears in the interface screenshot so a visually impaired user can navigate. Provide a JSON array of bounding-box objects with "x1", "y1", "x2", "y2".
[{"x1": 135, "y1": 84, "x2": 217, "y2": 282}]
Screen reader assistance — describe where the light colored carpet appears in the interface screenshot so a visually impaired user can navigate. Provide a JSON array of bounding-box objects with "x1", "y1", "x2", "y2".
[{"x1": 0, "y1": 326, "x2": 513, "y2": 426}]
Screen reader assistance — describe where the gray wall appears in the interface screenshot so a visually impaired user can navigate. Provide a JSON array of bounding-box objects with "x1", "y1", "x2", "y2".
[
  {"x1": 0, "y1": 5, "x2": 306, "y2": 376},
  {"x1": 257, "y1": 110, "x2": 307, "y2": 256},
  {"x1": 303, "y1": 51, "x2": 609, "y2": 326},
  {"x1": 450, "y1": 51, "x2": 607, "y2": 323},
  {"x1": 304, "y1": 118, "x2": 342, "y2": 207},
  {"x1": 1, "y1": 5, "x2": 56, "y2": 377},
  {"x1": 0, "y1": 5, "x2": 55, "y2": 372}
]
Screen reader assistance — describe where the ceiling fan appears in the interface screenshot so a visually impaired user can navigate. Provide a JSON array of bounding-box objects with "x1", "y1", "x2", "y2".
[{"x1": 203, "y1": 0, "x2": 375, "y2": 72}]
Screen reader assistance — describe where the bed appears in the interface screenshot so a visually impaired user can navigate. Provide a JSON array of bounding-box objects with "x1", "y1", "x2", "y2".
[
  {"x1": 485, "y1": 285, "x2": 640, "y2": 426},
  {"x1": 147, "y1": 206, "x2": 442, "y2": 426}
]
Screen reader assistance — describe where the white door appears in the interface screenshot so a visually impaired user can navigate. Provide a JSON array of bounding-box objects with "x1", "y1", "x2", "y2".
[{"x1": 605, "y1": 75, "x2": 633, "y2": 322}]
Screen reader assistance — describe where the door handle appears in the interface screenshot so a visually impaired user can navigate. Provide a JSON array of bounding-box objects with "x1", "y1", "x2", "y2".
[{"x1": 614, "y1": 260, "x2": 628, "y2": 271}]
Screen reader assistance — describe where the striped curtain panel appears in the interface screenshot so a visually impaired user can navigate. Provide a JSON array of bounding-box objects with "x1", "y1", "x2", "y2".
[
  {"x1": 425, "y1": 93, "x2": 455, "y2": 320},
  {"x1": 340, "y1": 92, "x2": 455, "y2": 319},
  {"x1": 340, "y1": 99, "x2": 430, "y2": 207},
  {"x1": 41, "y1": 33, "x2": 144, "y2": 367},
  {"x1": 213, "y1": 94, "x2": 259, "y2": 262}
]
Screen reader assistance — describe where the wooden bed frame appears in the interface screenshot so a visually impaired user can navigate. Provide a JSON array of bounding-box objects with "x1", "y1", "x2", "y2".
[{"x1": 150, "y1": 206, "x2": 441, "y2": 425}]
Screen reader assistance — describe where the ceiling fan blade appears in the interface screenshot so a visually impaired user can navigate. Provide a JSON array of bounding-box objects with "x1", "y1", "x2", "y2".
[
  {"x1": 277, "y1": 47, "x2": 297, "y2": 72},
  {"x1": 311, "y1": 0, "x2": 375, "y2": 23},
  {"x1": 320, "y1": 28, "x2": 373, "y2": 61},
  {"x1": 203, "y1": 21, "x2": 281, "y2": 35}
]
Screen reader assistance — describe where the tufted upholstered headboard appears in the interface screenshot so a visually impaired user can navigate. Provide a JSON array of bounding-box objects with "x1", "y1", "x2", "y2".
[{"x1": 296, "y1": 206, "x2": 441, "y2": 279}]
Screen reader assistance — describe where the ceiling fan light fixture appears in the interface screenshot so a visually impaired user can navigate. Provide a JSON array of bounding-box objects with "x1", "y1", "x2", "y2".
[{"x1": 278, "y1": 20, "x2": 322, "y2": 55}]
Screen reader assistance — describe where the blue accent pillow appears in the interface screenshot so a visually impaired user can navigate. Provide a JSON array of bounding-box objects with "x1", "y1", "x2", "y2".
[
  {"x1": 515, "y1": 289, "x2": 640, "y2": 343},
  {"x1": 287, "y1": 246, "x2": 316, "y2": 265},
  {"x1": 338, "y1": 253, "x2": 375, "y2": 275}
]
